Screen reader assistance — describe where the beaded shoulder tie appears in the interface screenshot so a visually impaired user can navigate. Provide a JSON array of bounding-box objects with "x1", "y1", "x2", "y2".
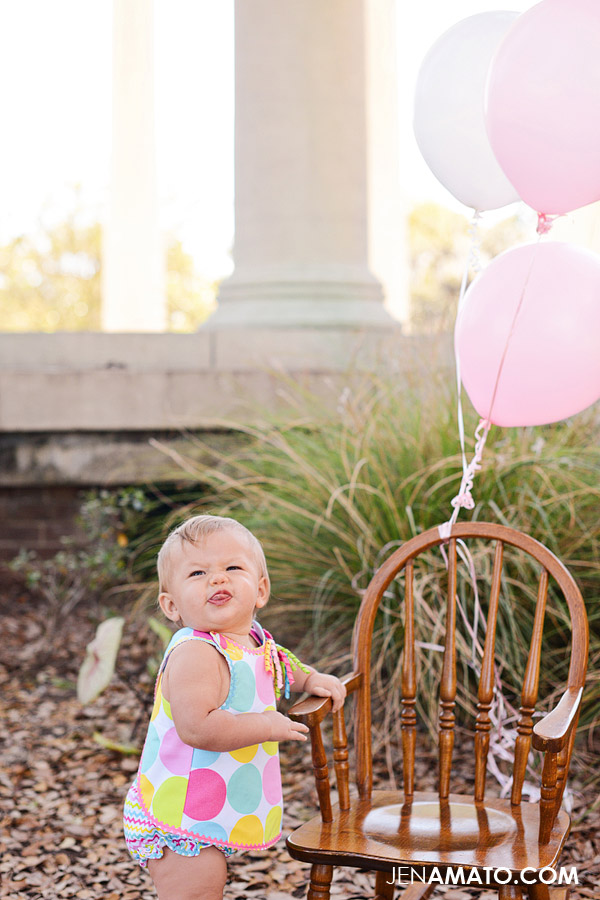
[{"x1": 262, "y1": 630, "x2": 311, "y2": 699}]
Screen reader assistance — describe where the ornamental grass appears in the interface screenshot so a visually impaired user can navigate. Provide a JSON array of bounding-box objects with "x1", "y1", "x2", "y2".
[{"x1": 141, "y1": 371, "x2": 600, "y2": 798}]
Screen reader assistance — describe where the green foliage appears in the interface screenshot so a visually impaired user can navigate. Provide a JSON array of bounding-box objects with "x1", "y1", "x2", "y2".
[
  {"x1": 9, "y1": 488, "x2": 150, "y2": 657},
  {"x1": 166, "y1": 239, "x2": 217, "y2": 331},
  {"x1": 92, "y1": 731, "x2": 140, "y2": 756},
  {"x1": 0, "y1": 215, "x2": 102, "y2": 331},
  {"x1": 408, "y1": 203, "x2": 468, "y2": 334},
  {"x1": 408, "y1": 204, "x2": 530, "y2": 334},
  {"x1": 0, "y1": 192, "x2": 218, "y2": 332},
  {"x1": 148, "y1": 615, "x2": 176, "y2": 649}
]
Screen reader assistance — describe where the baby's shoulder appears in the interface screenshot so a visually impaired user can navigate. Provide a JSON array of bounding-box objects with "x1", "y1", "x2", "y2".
[
  {"x1": 163, "y1": 633, "x2": 229, "y2": 688},
  {"x1": 167, "y1": 632, "x2": 226, "y2": 666},
  {"x1": 161, "y1": 633, "x2": 230, "y2": 705}
]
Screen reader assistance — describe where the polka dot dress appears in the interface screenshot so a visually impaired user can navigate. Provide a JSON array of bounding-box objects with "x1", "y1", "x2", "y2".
[{"x1": 124, "y1": 624, "x2": 284, "y2": 864}]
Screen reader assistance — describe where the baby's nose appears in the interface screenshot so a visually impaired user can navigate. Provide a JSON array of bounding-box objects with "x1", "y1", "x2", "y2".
[{"x1": 210, "y1": 570, "x2": 227, "y2": 583}]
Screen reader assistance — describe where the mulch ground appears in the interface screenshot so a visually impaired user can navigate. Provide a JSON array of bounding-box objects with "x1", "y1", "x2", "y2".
[{"x1": 0, "y1": 582, "x2": 598, "y2": 900}]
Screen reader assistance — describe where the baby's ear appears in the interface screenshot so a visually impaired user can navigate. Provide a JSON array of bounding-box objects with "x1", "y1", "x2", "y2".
[
  {"x1": 158, "y1": 591, "x2": 181, "y2": 623},
  {"x1": 254, "y1": 576, "x2": 269, "y2": 610}
]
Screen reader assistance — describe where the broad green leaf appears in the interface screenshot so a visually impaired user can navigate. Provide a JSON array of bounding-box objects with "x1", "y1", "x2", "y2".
[
  {"x1": 148, "y1": 616, "x2": 173, "y2": 649},
  {"x1": 92, "y1": 731, "x2": 140, "y2": 756}
]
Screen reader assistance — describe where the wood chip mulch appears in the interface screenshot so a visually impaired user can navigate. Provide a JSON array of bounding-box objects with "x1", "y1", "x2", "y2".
[{"x1": 0, "y1": 582, "x2": 598, "y2": 899}]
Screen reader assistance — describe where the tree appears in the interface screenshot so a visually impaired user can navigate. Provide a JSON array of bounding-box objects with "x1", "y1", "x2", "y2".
[
  {"x1": 0, "y1": 215, "x2": 103, "y2": 331},
  {"x1": 408, "y1": 203, "x2": 531, "y2": 334},
  {"x1": 166, "y1": 239, "x2": 217, "y2": 332},
  {"x1": 0, "y1": 197, "x2": 219, "y2": 332}
]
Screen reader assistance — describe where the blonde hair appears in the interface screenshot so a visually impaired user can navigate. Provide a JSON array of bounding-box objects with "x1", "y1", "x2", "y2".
[{"x1": 157, "y1": 514, "x2": 270, "y2": 595}]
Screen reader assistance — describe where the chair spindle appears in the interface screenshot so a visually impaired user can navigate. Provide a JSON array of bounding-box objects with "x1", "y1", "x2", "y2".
[
  {"x1": 401, "y1": 559, "x2": 417, "y2": 800},
  {"x1": 554, "y1": 744, "x2": 568, "y2": 815},
  {"x1": 474, "y1": 540, "x2": 503, "y2": 801},
  {"x1": 309, "y1": 722, "x2": 333, "y2": 823},
  {"x1": 539, "y1": 749, "x2": 559, "y2": 844},
  {"x1": 439, "y1": 538, "x2": 457, "y2": 799},
  {"x1": 553, "y1": 711, "x2": 578, "y2": 820},
  {"x1": 512, "y1": 569, "x2": 549, "y2": 806},
  {"x1": 332, "y1": 708, "x2": 351, "y2": 810}
]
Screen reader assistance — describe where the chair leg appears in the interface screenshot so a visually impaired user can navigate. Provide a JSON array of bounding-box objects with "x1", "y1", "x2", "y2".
[
  {"x1": 308, "y1": 863, "x2": 333, "y2": 900},
  {"x1": 498, "y1": 887, "x2": 526, "y2": 900},
  {"x1": 374, "y1": 870, "x2": 395, "y2": 899}
]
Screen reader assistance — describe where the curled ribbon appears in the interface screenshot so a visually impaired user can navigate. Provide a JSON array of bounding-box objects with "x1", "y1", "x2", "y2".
[{"x1": 439, "y1": 417, "x2": 491, "y2": 541}]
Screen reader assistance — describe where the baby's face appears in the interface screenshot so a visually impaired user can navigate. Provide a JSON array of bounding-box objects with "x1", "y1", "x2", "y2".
[{"x1": 158, "y1": 530, "x2": 268, "y2": 635}]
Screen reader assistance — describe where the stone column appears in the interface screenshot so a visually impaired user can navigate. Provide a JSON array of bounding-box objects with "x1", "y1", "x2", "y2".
[
  {"x1": 365, "y1": 0, "x2": 408, "y2": 324},
  {"x1": 102, "y1": 0, "x2": 165, "y2": 332},
  {"x1": 213, "y1": 0, "x2": 400, "y2": 330}
]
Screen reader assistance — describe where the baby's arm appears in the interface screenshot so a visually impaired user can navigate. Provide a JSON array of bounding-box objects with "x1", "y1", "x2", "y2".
[
  {"x1": 163, "y1": 641, "x2": 309, "y2": 751},
  {"x1": 290, "y1": 666, "x2": 347, "y2": 712}
]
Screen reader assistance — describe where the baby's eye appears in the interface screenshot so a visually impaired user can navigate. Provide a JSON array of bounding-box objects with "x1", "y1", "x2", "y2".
[
  {"x1": 189, "y1": 569, "x2": 205, "y2": 577},
  {"x1": 226, "y1": 565, "x2": 242, "y2": 571}
]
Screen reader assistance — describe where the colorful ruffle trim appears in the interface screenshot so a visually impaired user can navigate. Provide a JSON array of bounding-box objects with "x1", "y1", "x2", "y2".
[{"x1": 262, "y1": 632, "x2": 311, "y2": 699}]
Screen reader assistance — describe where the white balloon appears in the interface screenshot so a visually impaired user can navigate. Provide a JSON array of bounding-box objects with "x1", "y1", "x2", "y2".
[{"x1": 413, "y1": 11, "x2": 521, "y2": 211}]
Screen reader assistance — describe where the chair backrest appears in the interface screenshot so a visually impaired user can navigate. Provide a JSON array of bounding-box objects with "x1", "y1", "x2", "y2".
[{"x1": 352, "y1": 522, "x2": 588, "y2": 804}]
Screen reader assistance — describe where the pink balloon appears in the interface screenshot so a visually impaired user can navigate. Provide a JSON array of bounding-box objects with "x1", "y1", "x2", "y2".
[
  {"x1": 485, "y1": 0, "x2": 600, "y2": 214},
  {"x1": 455, "y1": 242, "x2": 600, "y2": 427}
]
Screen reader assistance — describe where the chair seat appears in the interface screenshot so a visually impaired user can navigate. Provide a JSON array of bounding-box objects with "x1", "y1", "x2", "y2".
[{"x1": 286, "y1": 790, "x2": 571, "y2": 875}]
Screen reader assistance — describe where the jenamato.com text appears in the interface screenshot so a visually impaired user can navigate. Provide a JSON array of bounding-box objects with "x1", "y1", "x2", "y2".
[{"x1": 385, "y1": 865, "x2": 579, "y2": 887}]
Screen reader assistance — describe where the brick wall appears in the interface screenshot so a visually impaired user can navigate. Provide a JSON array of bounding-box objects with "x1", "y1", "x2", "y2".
[{"x1": 0, "y1": 486, "x2": 85, "y2": 561}]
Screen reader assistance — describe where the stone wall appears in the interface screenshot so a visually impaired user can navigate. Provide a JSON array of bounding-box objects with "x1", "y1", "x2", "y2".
[
  {"x1": 0, "y1": 328, "x2": 400, "y2": 432},
  {"x1": 0, "y1": 330, "x2": 453, "y2": 559},
  {"x1": 0, "y1": 429, "x2": 238, "y2": 560}
]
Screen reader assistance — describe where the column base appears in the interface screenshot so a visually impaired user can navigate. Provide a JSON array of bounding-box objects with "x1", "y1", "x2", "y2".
[{"x1": 210, "y1": 271, "x2": 396, "y2": 330}]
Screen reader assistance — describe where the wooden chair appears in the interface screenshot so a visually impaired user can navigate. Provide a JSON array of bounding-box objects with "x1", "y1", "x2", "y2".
[{"x1": 286, "y1": 523, "x2": 588, "y2": 900}]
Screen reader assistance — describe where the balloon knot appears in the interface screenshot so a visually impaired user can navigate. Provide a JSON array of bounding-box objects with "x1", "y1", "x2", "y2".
[
  {"x1": 536, "y1": 213, "x2": 559, "y2": 236},
  {"x1": 451, "y1": 490, "x2": 475, "y2": 511}
]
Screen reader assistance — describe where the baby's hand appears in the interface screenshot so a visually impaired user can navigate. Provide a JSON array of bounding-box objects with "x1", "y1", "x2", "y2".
[
  {"x1": 263, "y1": 710, "x2": 309, "y2": 742},
  {"x1": 304, "y1": 672, "x2": 347, "y2": 712}
]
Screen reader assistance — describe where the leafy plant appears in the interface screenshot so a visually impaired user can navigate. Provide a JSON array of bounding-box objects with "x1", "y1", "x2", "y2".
[{"x1": 9, "y1": 488, "x2": 149, "y2": 663}]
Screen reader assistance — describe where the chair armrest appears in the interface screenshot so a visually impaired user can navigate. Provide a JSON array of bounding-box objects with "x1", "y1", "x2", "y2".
[
  {"x1": 288, "y1": 672, "x2": 362, "y2": 727},
  {"x1": 532, "y1": 686, "x2": 583, "y2": 753}
]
